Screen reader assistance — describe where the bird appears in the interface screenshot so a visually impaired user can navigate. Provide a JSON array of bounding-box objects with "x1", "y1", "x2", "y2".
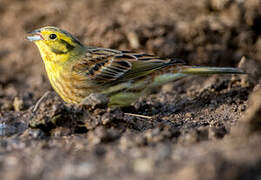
[{"x1": 27, "y1": 26, "x2": 245, "y2": 107}]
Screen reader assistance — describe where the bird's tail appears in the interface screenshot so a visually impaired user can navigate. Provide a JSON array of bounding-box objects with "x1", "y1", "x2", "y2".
[
  {"x1": 106, "y1": 66, "x2": 245, "y2": 107},
  {"x1": 150, "y1": 66, "x2": 245, "y2": 88},
  {"x1": 176, "y1": 66, "x2": 245, "y2": 75}
]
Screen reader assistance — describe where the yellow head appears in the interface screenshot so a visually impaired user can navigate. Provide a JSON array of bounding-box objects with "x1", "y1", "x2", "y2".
[{"x1": 27, "y1": 26, "x2": 85, "y2": 64}]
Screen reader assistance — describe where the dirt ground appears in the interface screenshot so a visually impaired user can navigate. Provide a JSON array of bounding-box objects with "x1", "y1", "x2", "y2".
[{"x1": 0, "y1": 0, "x2": 261, "y2": 179}]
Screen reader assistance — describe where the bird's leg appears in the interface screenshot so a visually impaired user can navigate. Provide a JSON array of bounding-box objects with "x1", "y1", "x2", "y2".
[
  {"x1": 80, "y1": 93, "x2": 109, "y2": 109},
  {"x1": 32, "y1": 91, "x2": 51, "y2": 113}
]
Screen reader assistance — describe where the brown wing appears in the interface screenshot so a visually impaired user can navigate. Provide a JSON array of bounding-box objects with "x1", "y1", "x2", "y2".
[{"x1": 72, "y1": 47, "x2": 185, "y2": 85}]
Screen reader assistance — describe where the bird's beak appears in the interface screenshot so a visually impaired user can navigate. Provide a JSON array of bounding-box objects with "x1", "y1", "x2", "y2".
[{"x1": 26, "y1": 29, "x2": 43, "y2": 41}]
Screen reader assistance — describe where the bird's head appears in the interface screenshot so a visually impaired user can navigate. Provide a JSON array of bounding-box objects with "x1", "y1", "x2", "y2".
[{"x1": 27, "y1": 26, "x2": 84, "y2": 63}]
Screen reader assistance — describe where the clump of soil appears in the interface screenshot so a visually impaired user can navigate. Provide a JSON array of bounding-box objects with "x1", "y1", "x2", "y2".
[{"x1": 0, "y1": 0, "x2": 261, "y2": 179}]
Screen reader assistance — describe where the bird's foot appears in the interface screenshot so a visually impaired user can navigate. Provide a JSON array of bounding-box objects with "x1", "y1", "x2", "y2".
[{"x1": 80, "y1": 93, "x2": 108, "y2": 109}]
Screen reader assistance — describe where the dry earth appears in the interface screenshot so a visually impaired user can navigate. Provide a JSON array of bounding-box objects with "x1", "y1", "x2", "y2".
[{"x1": 0, "y1": 0, "x2": 261, "y2": 179}]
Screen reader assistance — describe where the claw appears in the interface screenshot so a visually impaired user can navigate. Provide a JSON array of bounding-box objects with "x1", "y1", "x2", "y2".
[{"x1": 80, "y1": 93, "x2": 108, "y2": 109}]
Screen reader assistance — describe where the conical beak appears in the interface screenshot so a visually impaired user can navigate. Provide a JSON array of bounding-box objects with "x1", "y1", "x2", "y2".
[{"x1": 27, "y1": 29, "x2": 43, "y2": 41}]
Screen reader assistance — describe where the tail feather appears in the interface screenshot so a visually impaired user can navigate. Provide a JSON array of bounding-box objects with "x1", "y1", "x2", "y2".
[
  {"x1": 149, "y1": 66, "x2": 245, "y2": 89},
  {"x1": 105, "y1": 65, "x2": 246, "y2": 107},
  {"x1": 177, "y1": 66, "x2": 246, "y2": 75}
]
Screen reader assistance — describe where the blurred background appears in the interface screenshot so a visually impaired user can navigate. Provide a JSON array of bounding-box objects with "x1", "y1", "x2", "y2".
[
  {"x1": 0, "y1": 0, "x2": 260, "y2": 104},
  {"x1": 0, "y1": 0, "x2": 261, "y2": 179}
]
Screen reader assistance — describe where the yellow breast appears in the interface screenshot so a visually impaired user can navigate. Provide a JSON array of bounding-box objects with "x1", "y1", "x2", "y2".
[{"x1": 45, "y1": 63, "x2": 92, "y2": 104}]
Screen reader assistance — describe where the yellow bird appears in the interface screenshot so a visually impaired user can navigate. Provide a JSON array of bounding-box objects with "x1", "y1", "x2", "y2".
[{"x1": 27, "y1": 26, "x2": 245, "y2": 107}]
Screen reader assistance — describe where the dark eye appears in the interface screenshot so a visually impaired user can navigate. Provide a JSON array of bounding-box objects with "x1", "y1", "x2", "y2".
[{"x1": 49, "y1": 34, "x2": 57, "y2": 40}]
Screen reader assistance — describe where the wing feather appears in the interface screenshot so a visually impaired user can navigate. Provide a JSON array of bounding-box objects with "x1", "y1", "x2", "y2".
[{"x1": 72, "y1": 48, "x2": 185, "y2": 85}]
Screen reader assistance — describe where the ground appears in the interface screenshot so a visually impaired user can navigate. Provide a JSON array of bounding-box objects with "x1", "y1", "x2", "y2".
[{"x1": 0, "y1": 0, "x2": 261, "y2": 179}]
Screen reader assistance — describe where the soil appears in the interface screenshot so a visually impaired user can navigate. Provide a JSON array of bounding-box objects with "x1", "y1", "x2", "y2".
[{"x1": 0, "y1": 0, "x2": 261, "y2": 179}]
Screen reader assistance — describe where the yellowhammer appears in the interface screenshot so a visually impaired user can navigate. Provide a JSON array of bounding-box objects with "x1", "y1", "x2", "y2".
[{"x1": 27, "y1": 26, "x2": 245, "y2": 107}]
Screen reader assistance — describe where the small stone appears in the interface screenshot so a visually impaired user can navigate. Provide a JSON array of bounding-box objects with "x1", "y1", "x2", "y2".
[
  {"x1": 197, "y1": 127, "x2": 209, "y2": 141},
  {"x1": 133, "y1": 158, "x2": 154, "y2": 174},
  {"x1": 209, "y1": 126, "x2": 227, "y2": 139},
  {"x1": 127, "y1": 31, "x2": 140, "y2": 49},
  {"x1": 178, "y1": 131, "x2": 198, "y2": 144},
  {"x1": 51, "y1": 127, "x2": 71, "y2": 136},
  {"x1": 2, "y1": 101, "x2": 13, "y2": 111},
  {"x1": 208, "y1": 0, "x2": 231, "y2": 11},
  {"x1": 13, "y1": 97, "x2": 23, "y2": 112}
]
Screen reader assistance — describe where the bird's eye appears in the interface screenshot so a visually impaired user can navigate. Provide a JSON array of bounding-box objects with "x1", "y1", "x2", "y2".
[{"x1": 49, "y1": 34, "x2": 57, "y2": 40}]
